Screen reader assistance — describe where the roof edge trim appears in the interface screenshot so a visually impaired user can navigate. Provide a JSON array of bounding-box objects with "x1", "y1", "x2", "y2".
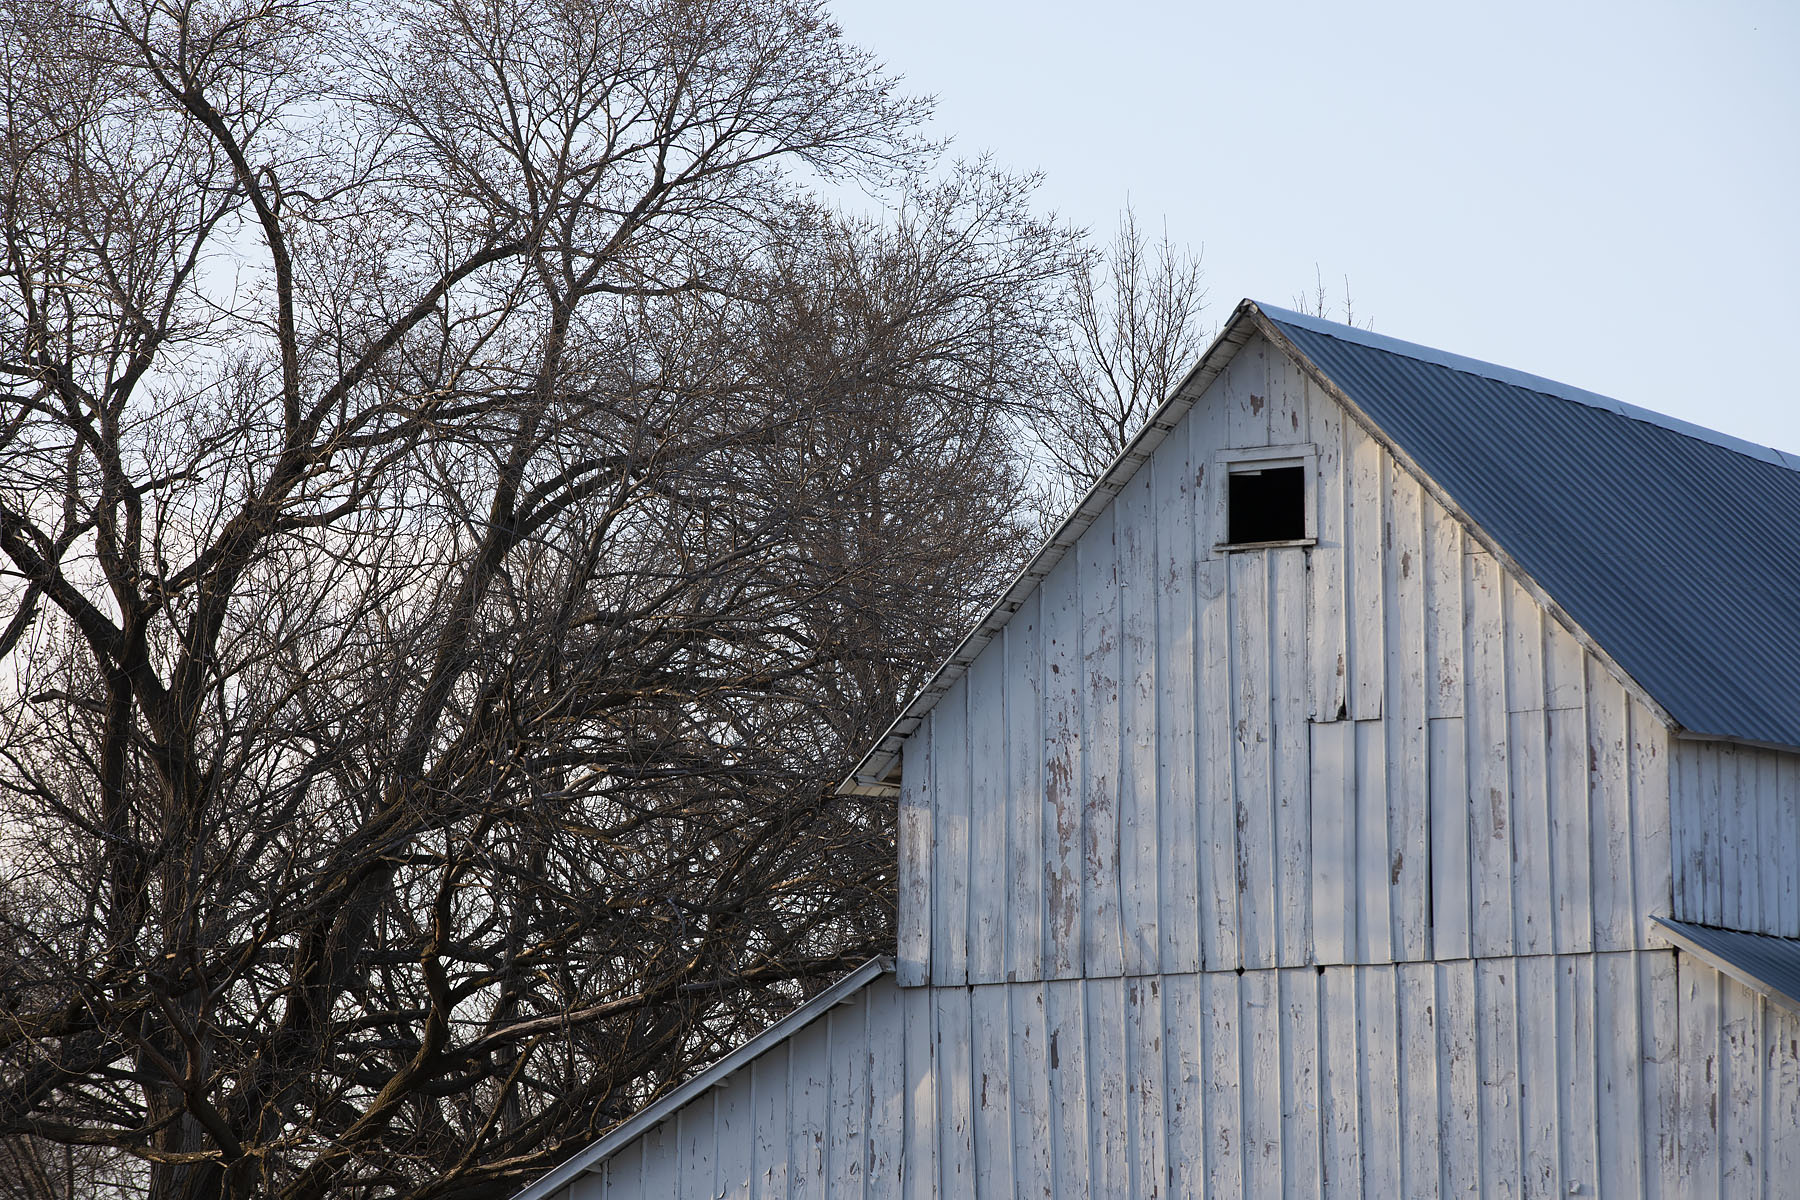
[
  {"x1": 1650, "y1": 916, "x2": 1800, "y2": 1016},
  {"x1": 1257, "y1": 304, "x2": 1800, "y2": 471},
  {"x1": 511, "y1": 956, "x2": 894, "y2": 1200}
]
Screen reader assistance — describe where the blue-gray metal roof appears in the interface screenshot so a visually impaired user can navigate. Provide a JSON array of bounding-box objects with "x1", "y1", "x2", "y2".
[
  {"x1": 1258, "y1": 304, "x2": 1800, "y2": 751},
  {"x1": 1651, "y1": 917, "x2": 1800, "y2": 1014}
]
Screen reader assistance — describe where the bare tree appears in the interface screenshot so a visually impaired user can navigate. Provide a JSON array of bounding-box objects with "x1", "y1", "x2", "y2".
[
  {"x1": 0, "y1": 1, "x2": 1070, "y2": 1196},
  {"x1": 1029, "y1": 207, "x2": 1208, "y2": 507}
]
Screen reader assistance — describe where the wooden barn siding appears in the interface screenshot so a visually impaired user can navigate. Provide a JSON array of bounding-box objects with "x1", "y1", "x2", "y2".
[
  {"x1": 1671, "y1": 739, "x2": 1800, "y2": 937},
  {"x1": 560, "y1": 953, "x2": 1800, "y2": 1200},
  {"x1": 898, "y1": 335, "x2": 1676, "y2": 988}
]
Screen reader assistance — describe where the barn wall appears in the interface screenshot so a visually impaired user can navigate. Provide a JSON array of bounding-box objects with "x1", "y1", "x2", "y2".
[
  {"x1": 562, "y1": 972, "x2": 915, "y2": 1199},
  {"x1": 899, "y1": 333, "x2": 1676, "y2": 987},
  {"x1": 558, "y1": 953, "x2": 1800, "y2": 1200},
  {"x1": 1671, "y1": 739, "x2": 1800, "y2": 937}
]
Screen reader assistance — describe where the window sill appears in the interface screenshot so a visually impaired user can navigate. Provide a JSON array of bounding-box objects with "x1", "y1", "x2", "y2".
[{"x1": 1215, "y1": 538, "x2": 1317, "y2": 552}]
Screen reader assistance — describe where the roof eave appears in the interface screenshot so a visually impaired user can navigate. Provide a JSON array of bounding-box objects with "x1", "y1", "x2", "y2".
[{"x1": 511, "y1": 956, "x2": 894, "y2": 1200}]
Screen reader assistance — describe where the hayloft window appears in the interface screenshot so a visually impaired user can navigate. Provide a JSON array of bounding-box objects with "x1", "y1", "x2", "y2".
[{"x1": 1215, "y1": 445, "x2": 1317, "y2": 550}]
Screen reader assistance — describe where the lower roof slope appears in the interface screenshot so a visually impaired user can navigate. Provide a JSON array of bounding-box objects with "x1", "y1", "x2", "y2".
[{"x1": 1262, "y1": 306, "x2": 1800, "y2": 752}]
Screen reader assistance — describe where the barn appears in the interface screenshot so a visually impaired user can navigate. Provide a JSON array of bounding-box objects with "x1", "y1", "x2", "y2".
[{"x1": 513, "y1": 300, "x2": 1800, "y2": 1198}]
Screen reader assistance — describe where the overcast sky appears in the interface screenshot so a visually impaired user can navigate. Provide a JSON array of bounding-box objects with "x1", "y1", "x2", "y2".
[{"x1": 828, "y1": 0, "x2": 1800, "y2": 453}]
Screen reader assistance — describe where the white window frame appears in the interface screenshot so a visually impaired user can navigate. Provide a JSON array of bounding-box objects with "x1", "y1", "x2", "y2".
[{"x1": 1213, "y1": 443, "x2": 1318, "y2": 551}]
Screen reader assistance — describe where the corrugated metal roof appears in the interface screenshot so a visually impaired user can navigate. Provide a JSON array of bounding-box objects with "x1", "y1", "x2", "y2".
[
  {"x1": 1651, "y1": 917, "x2": 1800, "y2": 1014},
  {"x1": 1260, "y1": 305, "x2": 1800, "y2": 751}
]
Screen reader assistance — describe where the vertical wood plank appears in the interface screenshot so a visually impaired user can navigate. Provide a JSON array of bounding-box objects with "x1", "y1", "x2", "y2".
[
  {"x1": 1319, "y1": 967, "x2": 1361, "y2": 1200},
  {"x1": 640, "y1": 1118, "x2": 678, "y2": 1198},
  {"x1": 1311, "y1": 720, "x2": 1356, "y2": 966},
  {"x1": 1046, "y1": 979, "x2": 1092, "y2": 1197},
  {"x1": 1043, "y1": 551, "x2": 1084, "y2": 979},
  {"x1": 1007, "y1": 983, "x2": 1054, "y2": 1200},
  {"x1": 1593, "y1": 952, "x2": 1644, "y2": 1200},
  {"x1": 1542, "y1": 616, "x2": 1586, "y2": 711},
  {"x1": 1779, "y1": 758, "x2": 1800, "y2": 938},
  {"x1": 934, "y1": 988, "x2": 974, "y2": 1195},
  {"x1": 715, "y1": 1052, "x2": 753, "y2": 1200},
  {"x1": 900, "y1": 986, "x2": 935, "y2": 1200},
  {"x1": 1465, "y1": 549, "x2": 1515, "y2": 958},
  {"x1": 897, "y1": 725, "x2": 932, "y2": 987},
  {"x1": 1226, "y1": 337, "x2": 1273, "y2": 447},
  {"x1": 1508, "y1": 710, "x2": 1553, "y2": 957},
  {"x1": 969, "y1": 985, "x2": 1014, "y2": 1196},
  {"x1": 1503, "y1": 577, "x2": 1544, "y2": 714},
  {"x1": 1475, "y1": 957, "x2": 1522, "y2": 1198},
  {"x1": 1559, "y1": 955, "x2": 1599, "y2": 1200},
  {"x1": 1587, "y1": 669, "x2": 1635, "y2": 952},
  {"x1": 1429, "y1": 715, "x2": 1472, "y2": 960},
  {"x1": 1549, "y1": 706, "x2": 1595, "y2": 954},
  {"x1": 1437, "y1": 959, "x2": 1481, "y2": 1200},
  {"x1": 1348, "y1": 427, "x2": 1385, "y2": 720},
  {"x1": 1156, "y1": 424, "x2": 1202, "y2": 975},
  {"x1": 1423, "y1": 500, "x2": 1465, "y2": 720},
  {"x1": 1127, "y1": 977, "x2": 1171, "y2": 1200},
  {"x1": 1164, "y1": 972, "x2": 1207, "y2": 1200},
  {"x1": 1309, "y1": 378, "x2": 1349, "y2": 724},
  {"x1": 1676, "y1": 959, "x2": 1721, "y2": 1199},
  {"x1": 1355, "y1": 719, "x2": 1392, "y2": 964},
  {"x1": 1242, "y1": 968, "x2": 1284, "y2": 1199},
  {"x1": 1644, "y1": 950, "x2": 1681, "y2": 1200},
  {"x1": 751, "y1": 1045, "x2": 788, "y2": 1200},
  {"x1": 1273, "y1": 549, "x2": 1313, "y2": 965},
  {"x1": 677, "y1": 1097, "x2": 715, "y2": 1200},
  {"x1": 1232, "y1": 551, "x2": 1277, "y2": 969},
  {"x1": 1204, "y1": 971, "x2": 1245, "y2": 1200},
  {"x1": 1087, "y1": 976, "x2": 1130, "y2": 1196},
  {"x1": 1119, "y1": 467, "x2": 1162, "y2": 976},
  {"x1": 968, "y1": 645, "x2": 1006, "y2": 984},
  {"x1": 1397, "y1": 962, "x2": 1441, "y2": 1200},
  {"x1": 1279, "y1": 968, "x2": 1322, "y2": 1200},
  {"x1": 1632, "y1": 708, "x2": 1673, "y2": 947},
  {"x1": 931, "y1": 679, "x2": 970, "y2": 987},
  {"x1": 1005, "y1": 597, "x2": 1046, "y2": 982},
  {"x1": 1717, "y1": 981, "x2": 1761, "y2": 1200},
  {"x1": 826, "y1": 1004, "x2": 867, "y2": 1200},
  {"x1": 865, "y1": 981, "x2": 906, "y2": 1197},
  {"x1": 1755, "y1": 752, "x2": 1781, "y2": 936},
  {"x1": 1081, "y1": 507, "x2": 1125, "y2": 979},
  {"x1": 790, "y1": 1017, "x2": 830, "y2": 1196},
  {"x1": 1198, "y1": 556, "x2": 1240, "y2": 970},
  {"x1": 1384, "y1": 466, "x2": 1430, "y2": 960},
  {"x1": 1515, "y1": 954, "x2": 1560, "y2": 1199},
  {"x1": 1764, "y1": 999, "x2": 1800, "y2": 1194},
  {"x1": 1357, "y1": 966, "x2": 1401, "y2": 1200},
  {"x1": 1267, "y1": 346, "x2": 1309, "y2": 444}
]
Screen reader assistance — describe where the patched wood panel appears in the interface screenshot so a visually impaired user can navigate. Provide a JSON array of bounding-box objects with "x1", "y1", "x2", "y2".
[{"x1": 901, "y1": 331, "x2": 1696, "y2": 984}]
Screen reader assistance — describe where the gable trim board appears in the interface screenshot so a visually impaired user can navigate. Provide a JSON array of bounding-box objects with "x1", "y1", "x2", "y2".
[
  {"x1": 1652, "y1": 916, "x2": 1800, "y2": 1017},
  {"x1": 843, "y1": 299, "x2": 1800, "y2": 797},
  {"x1": 511, "y1": 956, "x2": 892, "y2": 1200}
]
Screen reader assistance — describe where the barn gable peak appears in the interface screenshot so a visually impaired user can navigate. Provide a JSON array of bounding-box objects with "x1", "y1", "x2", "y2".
[{"x1": 841, "y1": 299, "x2": 1800, "y2": 797}]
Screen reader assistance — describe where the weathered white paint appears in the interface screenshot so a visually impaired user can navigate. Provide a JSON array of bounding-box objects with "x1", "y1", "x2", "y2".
[
  {"x1": 548, "y1": 953, "x2": 1799, "y2": 1199},
  {"x1": 524, "y1": 321, "x2": 1800, "y2": 1200},
  {"x1": 1672, "y1": 739, "x2": 1800, "y2": 937},
  {"x1": 904, "y1": 333, "x2": 1681, "y2": 984}
]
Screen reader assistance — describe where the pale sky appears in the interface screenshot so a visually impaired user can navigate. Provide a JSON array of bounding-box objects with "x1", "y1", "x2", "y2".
[{"x1": 828, "y1": 0, "x2": 1800, "y2": 453}]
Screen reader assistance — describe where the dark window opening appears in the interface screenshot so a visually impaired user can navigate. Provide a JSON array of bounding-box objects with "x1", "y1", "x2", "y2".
[{"x1": 1227, "y1": 465, "x2": 1305, "y2": 543}]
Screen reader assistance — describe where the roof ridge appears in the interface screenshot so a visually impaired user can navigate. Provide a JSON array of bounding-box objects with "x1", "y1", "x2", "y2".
[{"x1": 1255, "y1": 302, "x2": 1800, "y2": 472}]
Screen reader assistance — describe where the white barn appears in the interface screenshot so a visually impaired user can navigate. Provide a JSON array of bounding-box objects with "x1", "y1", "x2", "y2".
[{"x1": 515, "y1": 301, "x2": 1800, "y2": 1199}]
